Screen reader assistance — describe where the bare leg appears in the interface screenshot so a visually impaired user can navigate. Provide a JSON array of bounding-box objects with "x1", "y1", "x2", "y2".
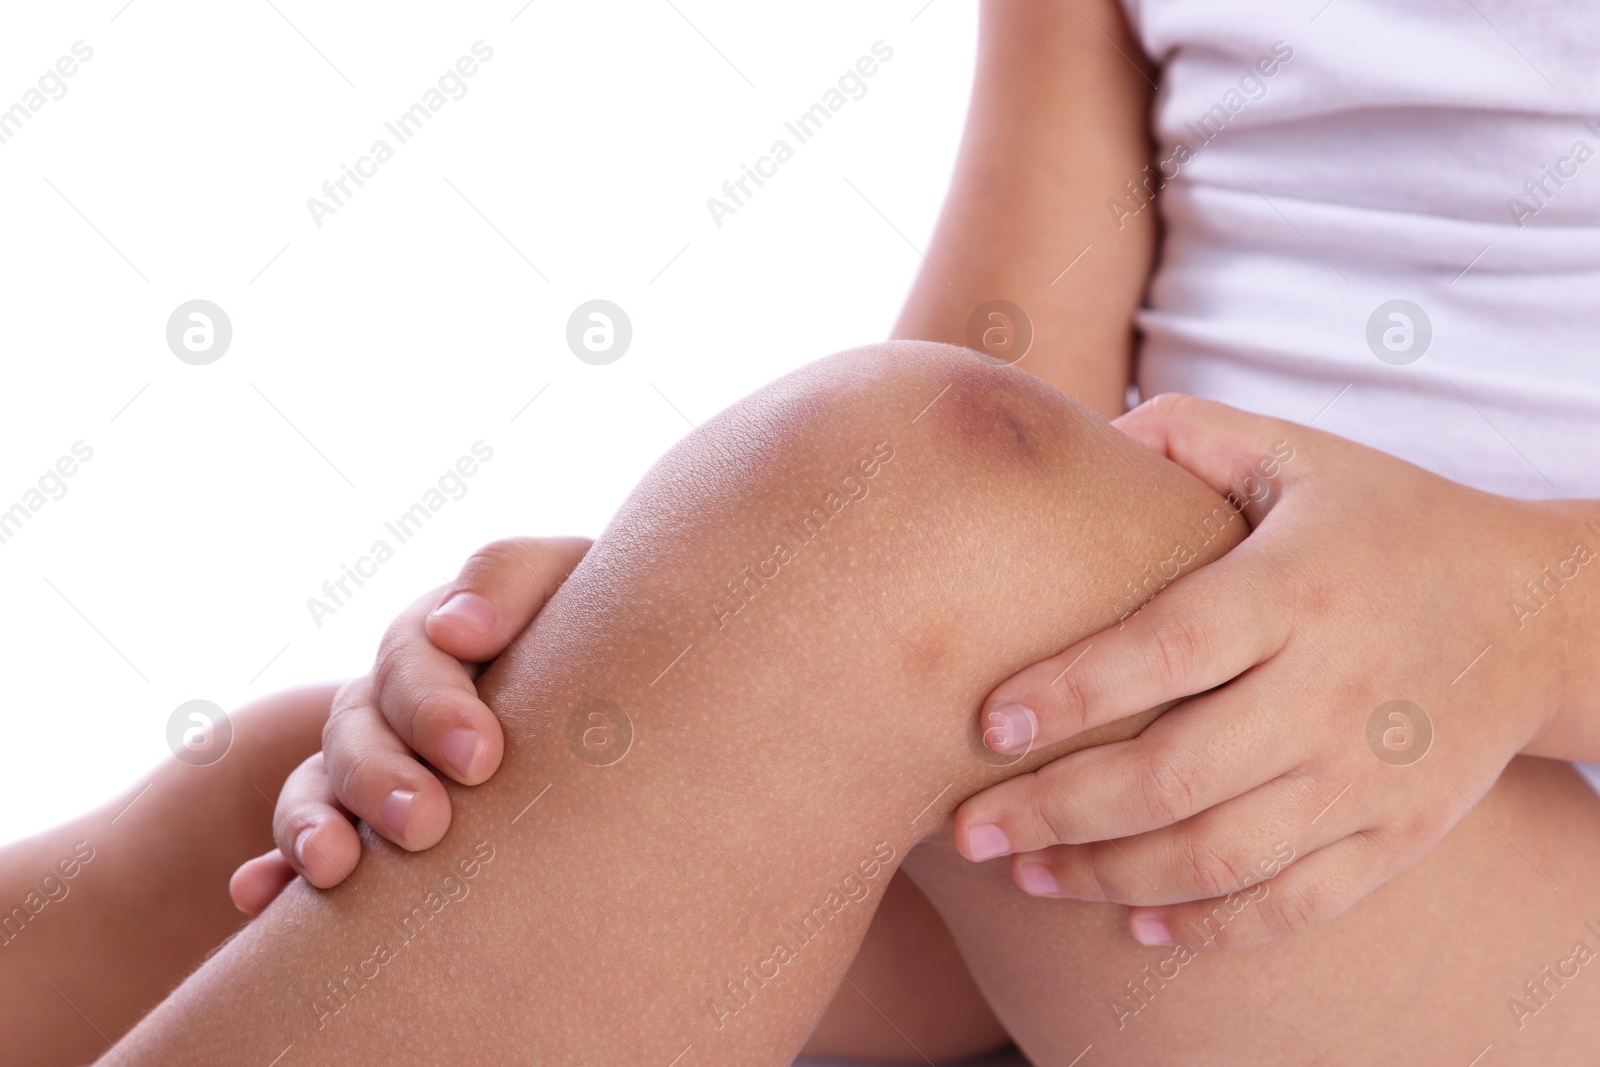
[
  {"x1": 801, "y1": 873, "x2": 1007, "y2": 1061},
  {"x1": 4, "y1": 679, "x2": 986, "y2": 1066},
  {"x1": 907, "y1": 753, "x2": 1600, "y2": 1065},
  {"x1": 106, "y1": 341, "x2": 1241, "y2": 1065},
  {"x1": 0, "y1": 685, "x2": 334, "y2": 1066}
]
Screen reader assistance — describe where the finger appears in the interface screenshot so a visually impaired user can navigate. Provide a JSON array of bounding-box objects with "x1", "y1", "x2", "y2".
[
  {"x1": 229, "y1": 850, "x2": 295, "y2": 916},
  {"x1": 372, "y1": 537, "x2": 590, "y2": 787},
  {"x1": 373, "y1": 588, "x2": 509, "y2": 785},
  {"x1": 979, "y1": 552, "x2": 1287, "y2": 754},
  {"x1": 1124, "y1": 832, "x2": 1394, "y2": 949},
  {"x1": 1114, "y1": 393, "x2": 1304, "y2": 522},
  {"x1": 270, "y1": 751, "x2": 363, "y2": 886},
  {"x1": 322, "y1": 680, "x2": 452, "y2": 851},
  {"x1": 959, "y1": 675, "x2": 1307, "y2": 853},
  {"x1": 1002, "y1": 774, "x2": 1339, "y2": 908},
  {"x1": 426, "y1": 536, "x2": 592, "y2": 662}
]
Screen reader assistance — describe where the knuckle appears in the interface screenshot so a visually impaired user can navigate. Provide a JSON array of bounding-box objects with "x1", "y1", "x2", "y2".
[
  {"x1": 1045, "y1": 845, "x2": 1116, "y2": 904},
  {"x1": 462, "y1": 537, "x2": 539, "y2": 585},
  {"x1": 1052, "y1": 662, "x2": 1095, "y2": 732},
  {"x1": 322, "y1": 697, "x2": 358, "y2": 751},
  {"x1": 1146, "y1": 615, "x2": 1206, "y2": 690},
  {"x1": 406, "y1": 684, "x2": 464, "y2": 739},
  {"x1": 333, "y1": 749, "x2": 382, "y2": 803},
  {"x1": 323, "y1": 707, "x2": 373, "y2": 764},
  {"x1": 270, "y1": 796, "x2": 296, "y2": 841},
  {"x1": 1259, "y1": 879, "x2": 1323, "y2": 940},
  {"x1": 1291, "y1": 571, "x2": 1338, "y2": 622},
  {"x1": 1136, "y1": 746, "x2": 1199, "y2": 826},
  {"x1": 371, "y1": 640, "x2": 421, "y2": 711},
  {"x1": 328, "y1": 677, "x2": 369, "y2": 720},
  {"x1": 1141, "y1": 392, "x2": 1190, "y2": 421},
  {"x1": 1173, "y1": 836, "x2": 1251, "y2": 901},
  {"x1": 1080, "y1": 850, "x2": 1129, "y2": 904},
  {"x1": 1031, "y1": 788, "x2": 1081, "y2": 847}
]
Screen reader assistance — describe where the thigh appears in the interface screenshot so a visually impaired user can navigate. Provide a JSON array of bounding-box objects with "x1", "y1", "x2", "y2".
[
  {"x1": 906, "y1": 754, "x2": 1600, "y2": 1065},
  {"x1": 803, "y1": 871, "x2": 1008, "y2": 1063}
]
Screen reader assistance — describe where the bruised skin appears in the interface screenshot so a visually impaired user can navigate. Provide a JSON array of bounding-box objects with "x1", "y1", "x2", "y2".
[{"x1": 108, "y1": 342, "x2": 1247, "y2": 1066}]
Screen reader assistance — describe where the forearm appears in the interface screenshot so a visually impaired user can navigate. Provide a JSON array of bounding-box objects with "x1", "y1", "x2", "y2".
[{"x1": 892, "y1": 0, "x2": 1154, "y2": 418}]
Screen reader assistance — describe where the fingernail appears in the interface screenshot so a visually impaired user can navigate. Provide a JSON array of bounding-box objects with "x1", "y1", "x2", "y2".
[
  {"x1": 1131, "y1": 913, "x2": 1173, "y2": 946},
  {"x1": 430, "y1": 592, "x2": 495, "y2": 636},
  {"x1": 985, "y1": 703, "x2": 1037, "y2": 754},
  {"x1": 1017, "y1": 861, "x2": 1059, "y2": 896},
  {"x1": 380, "y1": 789, "x2": 417, "y2": 839},
  {"x1": 965, "y1": 823, "x2": 1012, "y2": 861},
  {"x1": 440, "y1": 728, "x2": 482, "y2": 779},
  {"x1": 293, "y1": 827, "x2": 314, "y2": 868}
]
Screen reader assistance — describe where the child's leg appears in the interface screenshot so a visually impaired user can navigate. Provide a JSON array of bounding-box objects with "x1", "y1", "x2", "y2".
[
  {"x1": 802, "y1": 872, "x2": 1008, "y2": 1062},
  {"x1": 4, "y1": 684, "x2": 992, "y2": 1066},
  {"x1": 0, "y1": 684, "x2": 335, "y2": 1067},
  {"x1": 106, "y1": 341, "x2": 1242, "y2": 1065},
  {"x1": 906, "y1": 753, "x2": 1600, "y2": 1065}
]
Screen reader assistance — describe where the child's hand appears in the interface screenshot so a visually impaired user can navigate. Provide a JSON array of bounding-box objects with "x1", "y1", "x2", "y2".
[
  {"x1": 952, "y1": 395, "x2": 1597, "y2": 948},
  {"x1": 229, "y1": 536, "x2": 590, "y2": 915}
]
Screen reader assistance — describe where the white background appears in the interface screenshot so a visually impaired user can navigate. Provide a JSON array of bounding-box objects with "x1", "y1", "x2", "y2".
[{"x1": 0, "y1": 1, "x2": 976, "y2": 846}]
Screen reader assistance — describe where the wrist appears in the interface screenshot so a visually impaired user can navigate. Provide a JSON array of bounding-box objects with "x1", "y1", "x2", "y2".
[{"x1": 1514, "y1": 498, "x2": 1600, "y2": 760}]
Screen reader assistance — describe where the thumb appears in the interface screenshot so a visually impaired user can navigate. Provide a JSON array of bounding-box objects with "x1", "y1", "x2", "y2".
[{"x1": 1115, "y1": 394, "x2": 1301, "y2": 523}]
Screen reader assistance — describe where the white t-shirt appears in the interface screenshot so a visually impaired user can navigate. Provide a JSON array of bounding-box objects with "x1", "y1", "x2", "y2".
[{"x1": 1120, "y1": 0, "x2": 1600, "y2": 499}]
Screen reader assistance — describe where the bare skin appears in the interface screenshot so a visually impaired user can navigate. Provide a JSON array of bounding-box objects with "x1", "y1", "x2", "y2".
[
  {"x1": 201, "y1": 3, "x2": 1161, "y2": 1058},
  {"x1": 87, "y1": 342, "x2": 1600, "y2": 1065},
  {"x1": 0, "y1": 694, "x2": 1005, "y2": 1067},
  {"x1": 11, "y1": 4, "x2": 1600, "y2": 1064},
  {"x1": 0, "y1": 567, "x2": 996, "y2": 1065},
  {"x1": 102, "y1": 341, "x2": 1243, "y2": 1064},
  {"x1": 234, "y1": 3, "x2": 1162, "y2": 1054},
  {"x1": 891, "y1": 0, "x2": 1156, "y2": 418},
  {"x1": 0, "y1": 686, "x2": 334, "y2": 1067}
]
